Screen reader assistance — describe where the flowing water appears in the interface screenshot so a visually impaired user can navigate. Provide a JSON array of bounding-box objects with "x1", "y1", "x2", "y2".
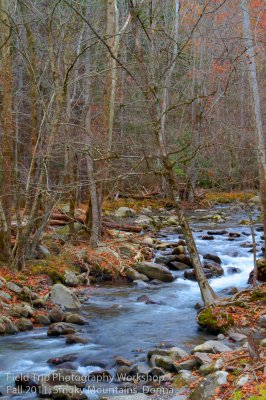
[{"x1": 0, "y1": 206, "x2": 262, "y2": 399}]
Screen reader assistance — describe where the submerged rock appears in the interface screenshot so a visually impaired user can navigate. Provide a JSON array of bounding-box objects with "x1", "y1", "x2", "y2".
[
  {"x1": 133, "y1": 280, "x2": 149, "y2": 289},
  {"x1": 65, "y1": 335, "x2": 89, "y2": 345},
  {"x1": 136, "y1": 295, "x2": 160, "y2": 305},
  {"x1": 201, "y1": 235, "x2": 214, "y2": 240},
  {"x1": 207, "y1": 230, "x2": 228, "y2": 235},
  {"x1": 227, "y1": 267, "x2": 241, "y2": 275}
]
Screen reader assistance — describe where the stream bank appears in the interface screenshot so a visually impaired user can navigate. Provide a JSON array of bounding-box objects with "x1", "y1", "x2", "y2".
[{"x1": 0, "y1": 203, "x2": 265, "y2": 399}]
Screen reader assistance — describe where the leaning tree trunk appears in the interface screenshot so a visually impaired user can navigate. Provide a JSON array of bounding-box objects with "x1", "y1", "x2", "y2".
[
  {"x1": 164, "y1": 160, "x2": 217, "y2": 305},
  {"x1": 241, "y1": 0, "x2": 266, "y2": 260}
]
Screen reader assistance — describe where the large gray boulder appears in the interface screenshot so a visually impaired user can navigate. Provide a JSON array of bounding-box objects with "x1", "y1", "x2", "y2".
[
  {"x1": 50, "y1": 284, "x2": 81, "y2": 311},
  {"x1": 135, "y1": 262, "x2": 174, "y2": 282},
  {"x1": 190, "y1": 371, "x2": 228, "y2": 400}
]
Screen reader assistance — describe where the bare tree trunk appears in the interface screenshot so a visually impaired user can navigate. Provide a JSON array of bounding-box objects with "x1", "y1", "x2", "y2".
[
  {"x1": 83, "y1": 3, "x2": 101, "y2": 247},
  {"x1": 103, "y1": 0, "x2": 119, "y2": 164},
  {"x1": 241, "y1": 0, "x2": 266, "y2": 258},
  {"x1": 0, "y1": 0, "x2": 13, "y2": 262}
]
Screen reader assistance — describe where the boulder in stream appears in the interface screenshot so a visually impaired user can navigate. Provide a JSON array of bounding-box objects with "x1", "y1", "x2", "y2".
[
  {"x1": 49, "y1": 305, "x2": 66, "y2": 323},
  {"x1": 126, "y1": 267, "x2": 149, "y2": 282},
  {"x1": 135, "y1": 262, "x2": 174, "y2": 282},
  {"x1": 50, "y1": 284, "x2": 81, "y2": 311},
  {"x1": 65, "y1": 334, "x2": 90, "y2": 345},
  {"x1": 203, "y1": 254, "x2": 222, "y2": 264},
  {"x1": 227, "y1": 267, "x2": 241, "y2": 275},
  {"x1": 168, "y1": 261, "x2": 190, "y2": 270},
  {"x1": 65, "y1": 313, "x2": 86, "y2": 325},
  {"x1": 207, "y1": 230, "x2": 228, "y2": 235},
  {"x1": 47, "y1": 322, "x2": 77, "y2": 336}
]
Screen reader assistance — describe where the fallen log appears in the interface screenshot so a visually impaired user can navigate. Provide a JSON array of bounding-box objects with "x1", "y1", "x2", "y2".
[
  {"x1": 103, "y1": 221, "x2": 142, "y2": 233},
  {"x1": 48, "y1": 215, "x2": 142, "y2": 233}
]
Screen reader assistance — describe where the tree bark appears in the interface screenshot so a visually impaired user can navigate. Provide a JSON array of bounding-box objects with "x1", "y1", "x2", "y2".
[
  {"x1": 241, "y1": 0, "x2": 266, "y2": 258},
  {"x1": 0, "y1": 0, "x2": 13, "y2": 261}
]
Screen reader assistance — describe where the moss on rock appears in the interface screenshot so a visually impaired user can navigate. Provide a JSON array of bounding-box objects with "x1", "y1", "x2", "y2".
[{"x1": 197, "y1": 307, "x2": 234, "y2": 334}]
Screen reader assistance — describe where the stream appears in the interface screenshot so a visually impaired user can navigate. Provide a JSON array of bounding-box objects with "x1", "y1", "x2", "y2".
[{"x1": 0, "y1": 206, "x2": 262, "y2": 399}]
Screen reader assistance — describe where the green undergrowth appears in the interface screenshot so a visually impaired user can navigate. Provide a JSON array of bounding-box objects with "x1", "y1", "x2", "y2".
[
  {"x1": 230, "y1": 383, "x2": 266, "y2": 400},
  {"x1": 28, "y1": 254, "x2": 78, "y2": 284},
  {"x1": 250, "y1": 290, "x2": 266, "y2": 302}
]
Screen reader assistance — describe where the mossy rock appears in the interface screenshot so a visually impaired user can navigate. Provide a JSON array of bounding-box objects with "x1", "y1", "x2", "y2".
[
  {"x1": 47, "y1": 269, "x2": 64, "y2": 284},
  {"x1": 173, "y1": 376, "x2": 187, "y2": 388},
  {"x1": 250, "y1": 290, "x2": 266, "y2": 302},
  {"x1": 197, "y1": 307, "x2": 234, "y2": 334}
]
